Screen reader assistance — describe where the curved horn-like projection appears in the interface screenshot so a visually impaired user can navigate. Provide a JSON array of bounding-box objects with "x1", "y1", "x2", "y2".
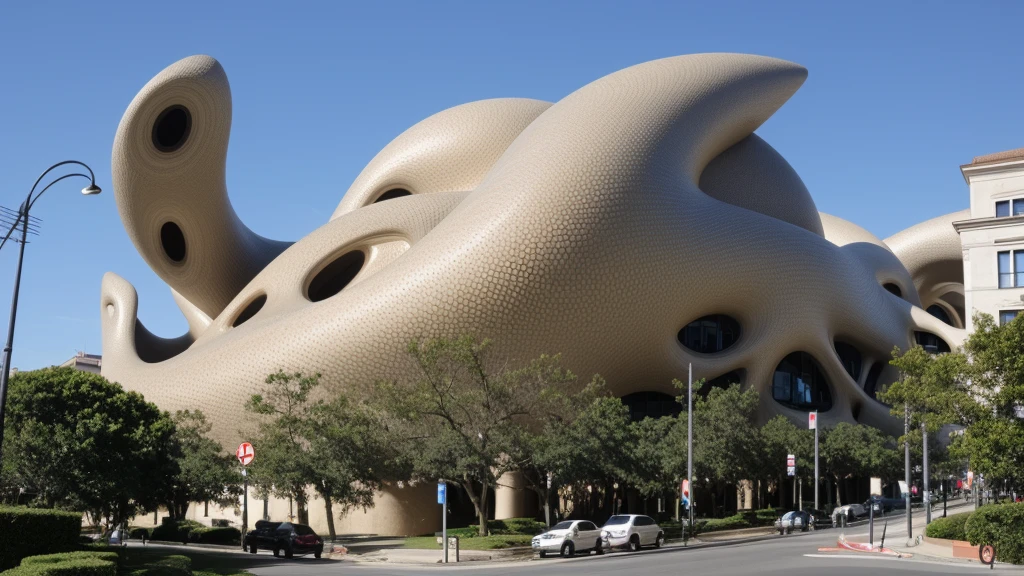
[
  {"x1": 112, "y1": 55, "x2": 289, "y2": 318},
  {"x1": 331, "y1": 98, "x2": 552, "y2": 219}
]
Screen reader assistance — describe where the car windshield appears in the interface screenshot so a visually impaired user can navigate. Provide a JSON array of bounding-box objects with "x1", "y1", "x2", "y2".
[
  {"x1": 551, "y1": 521, "x2": 574, "y2": 530},
  {"x1": 293, "y1": 524, "x2": 316, "y2": 536},
  {"x1": 604, "y1": 516, "x2": 631, "y2": 526},
  {"x1": 782, "y1": 512, "x2": 795, "y2": 520}
]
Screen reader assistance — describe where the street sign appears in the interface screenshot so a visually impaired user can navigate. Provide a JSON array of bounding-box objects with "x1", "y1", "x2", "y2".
[
  {"x1": 437, "y1": 482, "x2": 446, "y2": 505},
  {"x1": 808, "y1": 412, "x2": 817, "y2": 430},
  {"x1": 236, "y1": 442, "x2": 254, "y2": 466},
  {"x1": 898, "y1": 480, "x2": 909, "y2": 496},
  {"x1": 786, "y1": 454, "x2": 795, "y2": 466},
  {"x1": 967, "y1": 470, "x2": 974, "y2": 489},
  {"x1": 787, "y1": 466, "x2": 796, "y2": 477}
]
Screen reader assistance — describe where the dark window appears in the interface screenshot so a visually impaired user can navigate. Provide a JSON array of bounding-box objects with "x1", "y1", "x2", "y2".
[
  {"x1": 997, "y1": 201, "x2": 1011, "y2": 217},
  {"x1": 914, "y1": 332, "x2": 950, "y2": 354},
  {"x1": 374, "y1": 188, "x2": 412, "y2": 203},
  {"x1": 1014, "y1": 199, "x2": 1024, "y2": 216},
  {"x1": 306, "y1": 250, "x2": 365, "y2": 302},
  {"x1": 580, "y1": 521, "x2": 597, "y2": 531},
  {"x1": 621, "y1": 391, "x2": 680, "y2": 422},
  {"x1": 293, "y1": 524, "x2": 316, "y2": 536},
  {"x1": 152, "y1": 105, "x2": 192, "y2": 152},
  {"x1": 1000, "y1": 310, "x2": 1021, "y2": 326},
  {"x1": 699, "y1": 370, "x2": 743, "y2": 398},
  {"x1": 232, "y1": 294, "x2": 267, "y2": 328},
  {"x1": 552, "y1": 521, "x2": 574, "y2": 530},
  {"x1": 635, "y1": 516, "x2": 653, "y2": 526},
  {"x1": 864, "y1": 363, "x2": 884, "y2": 400},
  {"x1": 1015, "y1": 251, "x2": 1024, "y2": 287},
  {"x1": 604, "y1": 516, "x2": 630, "y2": 526},
  {"x1": 926, "y1": 305, "x2": 952, "y2": 326},
  {"x1": 883, "y1": 283, "x2": 902, "y2": 298},
  {"x1": 834, "y1": 342, "x2": 861, "y2": 381},
  {"x1": 771, "y1": 352, "x2": 833, "y2": 411},
  {"x1": 999, "y1": 251, "x2": 1013, "y2": 288},
  {"x1": 679, "y1": 314, "x2": 740, "y2": 354},
  {"x1": 161, "y1": 222, "x2": 187, "y2": 263}
]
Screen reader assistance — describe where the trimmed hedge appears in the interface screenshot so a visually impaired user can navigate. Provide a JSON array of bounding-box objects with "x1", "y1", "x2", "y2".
[
  {"x1": 149, "y1": 520, "x2": 240, "y2": 546},
  {"x1": 125, "y1": 555, "x2": 190, "y2": 576},
  {"x1": 0, "y1": 508, "x2": 82, "y2": 570},
  {"x1": 130, "y1": 527, "x2": 153, "y2": 540},
  {"x1": 151, "y1": 520, "x2": 203, "y2": 544},
  {"x1": 20, "y1": 551, "x2": 119, "y2": 567},
  {"x1": 965, "y1": 503, "x2": 1024, "y2": 564},
  {"x1": 1, "y1": 558, "x2": 115, "y2": 576},
  {"x1": 925, "y1": 512, "x2": 971, "y2": 541},
  {"x1": 188, "y1": 526, "x2": 240, "y2": 546}
]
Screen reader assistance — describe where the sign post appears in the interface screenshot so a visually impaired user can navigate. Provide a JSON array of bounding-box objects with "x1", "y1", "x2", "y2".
[
  {"x1": 686, "y1": 363, "x2": 694, "y2": 541},
  {"x1": 787, "y1": 454, "x2": 796, "y2": 507},
  {"x1": 236, "y1": 442, "x2": 255, "y2": 550},
  {"x1": 438, "y1": 482, "x2": 447, "y2": 563},
  {"x1": 810, "y1": 411, "x2": 818, "y2": 511}
]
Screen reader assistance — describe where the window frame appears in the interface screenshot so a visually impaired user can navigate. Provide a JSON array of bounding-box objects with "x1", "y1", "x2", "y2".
[
  {"x1": 1000, "y1": 310, "x2": 1021, "y2": 326},
  {"x1": 997, "y1": 200, "x2": 1010, "y2": 217}
]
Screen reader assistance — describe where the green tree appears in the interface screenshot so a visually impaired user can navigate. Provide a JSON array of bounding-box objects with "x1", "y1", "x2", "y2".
[
  {"x1": 161, "y1": 410, "x2": 242, "y2": 520},
  {"x1": 756, "y1": 415, "x2": 811, "y2": 509},
  {"x1": 2, "y1": 367, "x2": 175, "y2": 528},
  {"x1": 820, "y1": 422, "x2": 899, "y2": 505},
  {"x1": 371, "y1": 336, "x2": 580, "y2": 536}
]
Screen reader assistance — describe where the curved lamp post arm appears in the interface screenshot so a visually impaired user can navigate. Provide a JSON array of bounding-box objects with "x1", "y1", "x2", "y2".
[
  {"x1": 25, "y1": 160, "x2": 97, "y2": 205},
  {"x1": 26, "y1": 172, "x2": 91, "y2": 213},
  {"x1": 0, "y1": 172, "x2": 92, "y2": 254}
]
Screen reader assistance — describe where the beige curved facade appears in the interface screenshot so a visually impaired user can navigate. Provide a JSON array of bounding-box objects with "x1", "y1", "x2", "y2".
[{"x1": 104, "y1": 53, "x2": 965, "y2": 535}]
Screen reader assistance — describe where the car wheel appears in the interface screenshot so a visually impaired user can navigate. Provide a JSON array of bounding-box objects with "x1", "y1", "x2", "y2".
[
  {"x1": 628, "y1": 536, "x2": 640, "y2": 552},
  {"x1": 249, "y1": 543, "x2": 257, "y2": 555},
  {"x1": 560, "y1": 541, "x2": 574, "y2": 558},
  {"x1": 315, "y1": 550, "x2": 322, "y2": 559},
  {"x1": 272, "y1": 545, "x2": 280, "y2": 558},
  {"x1": 655, "y1": 532, "x2": 664, "y2": 548},
  {"x1": 539, "y1": 551, "x2": 547, "y2": 558},
  {"x1": 595, "y1": 539, "x2": 605, "y2": 555},
  {"x1": 285, "y1": 545, "x2": 294, "y2": 559}
]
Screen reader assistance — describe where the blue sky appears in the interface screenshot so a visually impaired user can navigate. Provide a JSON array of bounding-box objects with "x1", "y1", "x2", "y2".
[{"x1": 1, "y1": 0, "x2": 1022, "y2": 370}]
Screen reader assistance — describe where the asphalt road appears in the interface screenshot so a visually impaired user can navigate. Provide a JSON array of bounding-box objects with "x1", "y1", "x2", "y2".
[{"x1": 155, "y1": 528, "x2": 1012, "y2": 576}]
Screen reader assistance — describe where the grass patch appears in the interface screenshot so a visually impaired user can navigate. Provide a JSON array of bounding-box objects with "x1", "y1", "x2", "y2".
[{"x1": 403, "y1": 534, "x2": 533, "y2": 550}]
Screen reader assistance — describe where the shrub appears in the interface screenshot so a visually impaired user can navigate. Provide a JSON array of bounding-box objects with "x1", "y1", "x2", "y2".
[
  {"x1": 925, "y1": 512, "x2": 971, "y2": 541},
  {"x1": 447, "y1": 518, "x2": 546, "y2": 537},
  {"x1": 20, "y1": 551, "x2": 119, "y2": 567},
  {"x1": 188, "y1": 526, "x2": 240, "y2": 546},
  {"x1": 1, "y1": 558, "x2": 115, "y2": 576},
  {"x1": 129, "y1": 527, "x2": 153, "y2": 540},
  {"x1": 965, "y1": 503, "x2": 1024, "y2": 564},
  {"x1": 0, "y1": 507, "x2": 82, "y2": 570},
  {"x1": 150, "y1": 520, "x2": 203, "y2": 543},
  {"x1": 702, "y1": 514, "x2": 750, "y2": 532},
  {"x1": 124, "y1": 555, "x2": 191, "y2": 576}
]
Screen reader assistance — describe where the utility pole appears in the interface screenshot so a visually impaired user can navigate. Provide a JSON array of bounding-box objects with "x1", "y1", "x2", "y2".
[
  {"x1": 687, "y1": 363, "x2": 693, "y2": 539},
  {"x1": 904, "y1": 402, "x2": 912, "y2": 542},
  {"x1": 812, "y1": 411, "x2": 819, "y2": 511},
  {"x1": 922, "y1": 422, "x2": 930, "y2": 524}
]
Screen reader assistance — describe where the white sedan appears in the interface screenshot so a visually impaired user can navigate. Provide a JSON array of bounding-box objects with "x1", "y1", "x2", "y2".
[
  {"x1": 601, "y1": 514, "x2": 665, "y2": 551},
  {"x1": 532, "y1": 520, "x2": 605, "y2": 557}
]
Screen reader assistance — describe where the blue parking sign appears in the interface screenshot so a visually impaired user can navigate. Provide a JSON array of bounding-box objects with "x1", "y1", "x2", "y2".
[{"x1": 437, "y1": 482, "x2": 446, "y2": 504}]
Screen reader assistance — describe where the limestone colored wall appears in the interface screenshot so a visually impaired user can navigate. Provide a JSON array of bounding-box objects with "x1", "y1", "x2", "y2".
[
  {"x1": 132, "y1": 483, "x2": 440, "y2": 537},
  {"x1": 494, "y1": 472, "x2": 537, "y2": 520}
]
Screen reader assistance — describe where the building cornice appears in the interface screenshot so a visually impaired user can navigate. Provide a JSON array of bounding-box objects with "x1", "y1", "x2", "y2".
[
  {"x1": 960, "y1": 157, "x2": 1024, "y2": 184},
  {"x1": 953, "y1": 214, "x2": 1024, "y2": 233}
]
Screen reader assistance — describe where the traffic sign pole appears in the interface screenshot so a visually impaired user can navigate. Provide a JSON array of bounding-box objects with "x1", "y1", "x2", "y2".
[
  {"x1": 812, "y1": 411, "x2": 819, "y2": 512},
  {"x1": 438, "y1": 482, "x2": 447, "y2": 563},
  {"x1": 236, "y1": 442, "x2": 255, "y2": 550}
]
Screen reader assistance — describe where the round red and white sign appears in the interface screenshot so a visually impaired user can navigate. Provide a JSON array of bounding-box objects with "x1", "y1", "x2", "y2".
[{"x1": 236, "y1": 442, "x2": 255, "y2": 466}]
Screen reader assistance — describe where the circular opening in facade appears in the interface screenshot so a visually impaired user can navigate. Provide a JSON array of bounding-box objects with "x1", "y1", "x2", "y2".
[
  {"x1": 883, "y1": 283, "x2": 902, "y2": 298},
  {"x1": 152, "y1": 105, "x2": 192, "y2": 152},
  {"x1": 699, "y1": 370, "x2": 744, "y2": 398},
  {"x1": 834, "y1": 341, "x2": 862, "y2": 381},
  {"x1": 232, "y1": 294, "x2": 267, "y2": 328},
  {"x1": 914, "y1": 331, "x2": 950, "y2": 354},
  {"x1": 620, "y1": 391, "x2": 681, "y2": 422},
  {"x1": 160, "y1": 222, "x2": 187, "y2": 263},
  {"x1": 771, "y1": 352, "x2": 833, "y2": 411},
  {"x1": 926, "y1": 304, "x2": 953, "y2": 326},
  {"x1": 678, "y1": 314, "x2": 740, "y2": 354},
  {"x1": 306, "y1": 250, "x2": 366, "y2": 302},
  {"x1": 373, "y1": 188, "x2": 412, "y2": 203}
]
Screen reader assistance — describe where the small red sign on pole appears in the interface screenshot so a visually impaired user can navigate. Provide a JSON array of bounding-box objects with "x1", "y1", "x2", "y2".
[
  {"x1": 809, "y1": 412, "x2": 817, "y2": 429},
  {"x1": 236, "y1": 442, "x2": 255, "y2": 466}
]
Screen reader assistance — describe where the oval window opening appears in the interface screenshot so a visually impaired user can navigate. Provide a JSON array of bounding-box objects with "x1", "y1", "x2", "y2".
[
  {"x1": 373, "y1": 188, "x2": 412, "y2": 203},
  {"x1": 232, "y1": 294, "x2": 267, "y2": 328},
  {"x1": 678, "y1": 314, "x2": 741, "y2": 354},
  {"x1": 161, "y1": 222, "x2": 187, "y2": 263},
  {"x1": 926, "y1": 304, "x2": 953, "y2": 326},
  {"x1": 883, "y1": 283, "x2": 902, "y2": 298},
  {"x1": 834, "y1": 342, "x2": 862, "y2": 381},
  {"x1": 306, "y1": 250, "x2": 366, "y2": 302},
  {"x1": 771, "y1": 352, "x2": 833, "y2": 411},
  {"x1": 699, "y1": 369, "x2": 744, "y2": 398},
  {"x1": 914, "y1": 331, "x2": 950, "y2": 354},
  {"x1": 152, "y1": 105, "x2": 192, "y2": 152}
]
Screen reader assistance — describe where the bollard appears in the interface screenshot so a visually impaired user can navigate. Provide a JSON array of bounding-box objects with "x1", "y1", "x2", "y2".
[{"x1": 449, "y1": 536, "x2": 460, "y2": 562}]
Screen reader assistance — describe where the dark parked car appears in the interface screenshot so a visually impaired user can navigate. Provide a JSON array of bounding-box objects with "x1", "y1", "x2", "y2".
[
  {"x1": 244, "y1": 521, "x2": 324, "y2": 558},
  {"x1": 774, "y1": 510, "x2": 811, "y2": 534},
  {"x1": 863, "y1": 495, "x2": 906, "y2": 514}
]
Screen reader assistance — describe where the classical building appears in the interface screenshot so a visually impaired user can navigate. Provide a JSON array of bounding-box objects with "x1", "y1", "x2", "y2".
[
  {"x1": 59, "y1": 352, "x2": 102, "y2": 374},
  {"x1": 954, "y1": 148, "x2": 1024, "y2": 329},
  {"x1": 103, "y1": 53, "x2": 967, "y2": 536}
]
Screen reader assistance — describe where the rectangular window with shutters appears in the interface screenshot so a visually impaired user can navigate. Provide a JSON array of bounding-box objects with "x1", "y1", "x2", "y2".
[{"x1": 999, "y1": 251, "x2": 1012, "y2": 288}]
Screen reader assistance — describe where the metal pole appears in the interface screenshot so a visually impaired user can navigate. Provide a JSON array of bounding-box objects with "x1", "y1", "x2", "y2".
[
  {"x1": 813, "y1": 411, "x2": 819, "y2": 512},
  {"x1": 869, "y1": 501, "x2": 874, "y2": 548},
  {"x1": 922, "y1": 422, "x2": 930, "y2": 525},
  {"x1": 0, "y1": 205, "x2": 29, "y2": 464},
  {"x1": 242, "y1": 468, "x2": 248, "y2": 550},
  {"x1": 442, "y1": 483, "x2": 448, "y2": 564},
  {"x1": 687, "y1": 363, "x2": 693, "y2": 539},
  {"x1": 904, "y1": 403, "x2": 912, "y2": 541}
]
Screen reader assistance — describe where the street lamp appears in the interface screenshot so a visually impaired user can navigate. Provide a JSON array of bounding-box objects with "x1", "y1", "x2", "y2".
[{"x1": 0, "y1": 160, "x2": 101, "y2": 465}]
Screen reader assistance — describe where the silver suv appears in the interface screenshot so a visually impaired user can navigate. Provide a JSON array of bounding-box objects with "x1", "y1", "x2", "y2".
[
  {"x1": 601, "y1": 514, "x2": 664, "y2": 551},
  {"x1": 531, "y1": 520, "x2": 605, "y2": 557}
]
